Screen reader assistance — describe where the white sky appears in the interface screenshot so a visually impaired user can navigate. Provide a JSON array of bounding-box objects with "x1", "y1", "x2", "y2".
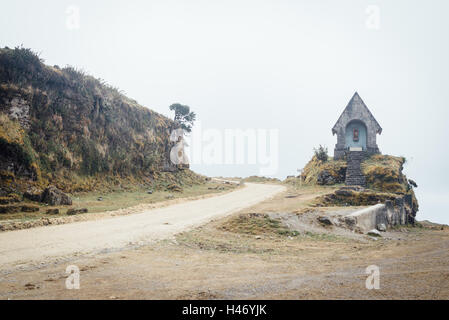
[{"x1": 1, "y1": 0, "x2": 448, "y2": 224}]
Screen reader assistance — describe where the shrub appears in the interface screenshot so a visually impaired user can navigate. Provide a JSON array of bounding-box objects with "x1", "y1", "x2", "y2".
[{"x1": 314, "y1": 145, "x2": 328, "y2": 162}]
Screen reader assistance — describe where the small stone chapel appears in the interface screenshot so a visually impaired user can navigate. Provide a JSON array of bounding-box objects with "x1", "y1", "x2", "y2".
[{"x1": 332, "y1": 92, "x2": 382, "y2": 186}]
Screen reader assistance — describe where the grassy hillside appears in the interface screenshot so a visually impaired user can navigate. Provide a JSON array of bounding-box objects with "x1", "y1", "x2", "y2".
[
  {"x1": 0, "y1": 47, "x2": 203, "y2": 197},
  {"x1": 285, "y1": 153, "x2": 419, "y2": 212}
]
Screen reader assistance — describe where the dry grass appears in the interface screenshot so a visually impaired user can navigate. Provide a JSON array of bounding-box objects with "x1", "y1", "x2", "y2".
[
  {"x1": 286, "y1": 155, "x2": 347, "y2": 186},
  {"x1": 173, "y1": 185, "x2": 365, "y2": 258},
  {"x1": 178, "y1": 184, "x2": 344, "y2": 245},
  {"x1": 0, "y1": 114, "x2": 24, "y2": 145},
  {"x1": 287, "y1": 154, "x2": 418, "y2": 211},
  {"x1": 258, "y1": 184, "x2": 339, "y2": 213},
  {"x1": 313, "y1": 189, "x2": 399, "y2": 207},
  {"x1": 361, "y1": 154, "x2": 408, "y2": 193},
  {"x1": 292, "y1": 154, "x2": 411, "y2": 194},
  {"x1": 0, "y1": 181, "x2": 238, "y2": 222},
  {"x1": 219, "y1": 213, "x2": 299, "y2": 237}
]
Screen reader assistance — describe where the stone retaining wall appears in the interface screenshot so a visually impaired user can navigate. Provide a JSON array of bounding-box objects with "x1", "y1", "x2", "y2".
[{"x1": 349, "y1": 194, "x2": 414, "y2": 231}]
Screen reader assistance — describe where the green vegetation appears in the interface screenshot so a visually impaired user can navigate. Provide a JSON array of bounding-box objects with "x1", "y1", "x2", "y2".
[
  {"x1": 313, "y1": 145, "x2": 329, "y2": 162},
  {"x1": 169, "y1": 103, "x2": 196, "y2": 133},
  {"x1": 0, "y1": 46, "x2": 204, "y2": 198},
  {"x1": 0, "y1": 179, "x2": 237, "y2": 222}
]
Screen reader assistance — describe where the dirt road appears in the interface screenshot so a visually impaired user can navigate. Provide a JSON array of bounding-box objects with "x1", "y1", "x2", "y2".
[
  {"x1": 1, "y1": 183, "x2": 447, "y2": 300},
  {"x1": 2, "y1": 213, "x2": 447, "y2": 300},
  {"x1": 0, "y1": 183, "x2": 286, "y2": 267}
]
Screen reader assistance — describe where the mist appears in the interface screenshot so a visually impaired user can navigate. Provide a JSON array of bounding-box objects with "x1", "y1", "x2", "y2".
[{"x1": 1, "y1": 0, "x2": 448, "y2": 223}]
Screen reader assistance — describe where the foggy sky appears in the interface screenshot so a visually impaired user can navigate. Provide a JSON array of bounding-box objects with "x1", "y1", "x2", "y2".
[{"x1": 1, "y1": 0, "x2": 448, "y2": 223}]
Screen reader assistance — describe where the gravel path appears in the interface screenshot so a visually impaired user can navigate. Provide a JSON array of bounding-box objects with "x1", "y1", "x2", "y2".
[{"x1": 0, "y1": 183, "x2": 286, "y2": 267}]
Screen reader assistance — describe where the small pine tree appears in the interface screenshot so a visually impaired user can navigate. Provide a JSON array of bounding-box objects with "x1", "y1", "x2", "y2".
[
  {"x1": 169, "y1": 103, "x2": 196, "y2": 133},
  {"x1": 314, "y1": 145, "x2": 328, "y2": 162}
]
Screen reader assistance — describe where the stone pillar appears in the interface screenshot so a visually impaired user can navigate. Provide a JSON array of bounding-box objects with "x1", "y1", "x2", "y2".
[{"x1": 334, "y1": 128, "x2": 347, "y2": 159}]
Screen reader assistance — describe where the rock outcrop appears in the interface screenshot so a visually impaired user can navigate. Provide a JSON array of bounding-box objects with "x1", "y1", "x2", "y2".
[
  {"x1": 287, "y1": 153, "x2": 419, "y2": 223},
  {"x1": 0, "y1": 47, "x2": 204, "y2": 198},
  {"x1": 41, "y1": 186, "x2": 72, "y2": 206}
]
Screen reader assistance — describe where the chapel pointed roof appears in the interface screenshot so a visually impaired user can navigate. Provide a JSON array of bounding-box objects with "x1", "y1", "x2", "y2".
[{"x1": 332, "y1": 92, "x2": 382, "y2": 135}]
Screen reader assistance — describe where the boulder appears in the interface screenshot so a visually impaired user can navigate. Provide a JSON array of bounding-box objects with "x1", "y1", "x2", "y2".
[
  {"x1": 66, "y1": 208, "x2": 88, "y2": 216},
  {"x1": 367, "y1": 229, "x2": 381, "y2": 237},
  {"x1": 23, "y1": 188, "x2": 43, "y2": 202},
  {"x1": 317, "y1": 170, "x2": 335, "y2": 185},
  {"x1": 41, "y1": 186, "x2": 72, "y2": 206},
  {"x1": 45, "y1": 208, "x2": 60, "y2": 215},
  {"x1": 318, "y1": 216, "x2": 333, "y2": 226},
  {"x1": 376, "y1": 223, "x2": 387, "y2": 232}
]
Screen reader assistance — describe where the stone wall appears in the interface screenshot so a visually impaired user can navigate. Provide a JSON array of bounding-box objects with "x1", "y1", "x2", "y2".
[{"x1": 348, "y1": 194, "x2": 416, "y2": 232}]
